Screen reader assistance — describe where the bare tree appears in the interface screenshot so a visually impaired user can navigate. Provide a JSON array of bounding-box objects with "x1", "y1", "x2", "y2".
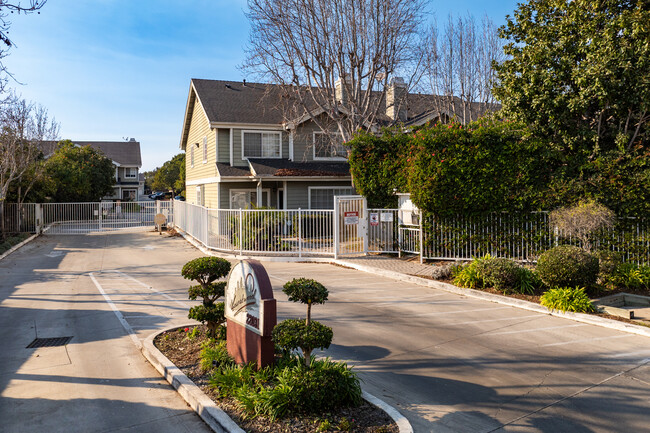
[
  {"x1": 0, "y1": 93, "x2": 58, "y2": 236},
  {"x1": 243, "y1": 0, "x2": 427, "y2": 144},
  {"x1": 424, "y1": 13, "x2": 503, "y2": 124},
  {"x1": 0, "y1": 1, "x2": 47, "y2": 91}
]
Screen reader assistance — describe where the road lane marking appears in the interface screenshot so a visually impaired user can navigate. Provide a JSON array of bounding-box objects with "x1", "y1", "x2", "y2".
[
  {"x1": 540, "y1": 334, "x2": 633, "y2": 347},
  {"x1": 489, "y1": 324, "x2": 587, "y2": 336}
]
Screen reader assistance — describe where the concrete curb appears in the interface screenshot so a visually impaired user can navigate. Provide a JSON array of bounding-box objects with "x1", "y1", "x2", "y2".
[
  {"x1": 142, "y1": 325, "x2": 246, "y2": 433},
  {"x1": 142, "y1": 325, "x2": 413, "y2": 433},
  {"x1": 0, "y1": 233, "x2": 39, "y2": 261},
  {"x1": 336, "y1": 259, "x2": 650, "y2": 339}
]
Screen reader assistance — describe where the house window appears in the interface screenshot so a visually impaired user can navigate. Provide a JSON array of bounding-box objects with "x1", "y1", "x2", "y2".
[
  {"x1": 202, "y1": 136, "x2": 208, "y2": 163},
  {"x1": 309, "y1": 187, "x2": 354, "y2": 209},
  {"x1": 191, "y1": 145, "x2": 195, "y2": 167},
  {"x1": 196, "y1": 185, "x2": 204, "y2": 206},
  {"x1": 313, "y1": 131, "x2": 347, "y2": 159},
  {"x1": 124, "y1": 168, "x2": 137, "y2": 179},
  {"x1": 242, "y1": 131, "x2": 281, "y2": 158},
  {"x1": 230, "y1": 189, "x2": 270, "y2": 209}
]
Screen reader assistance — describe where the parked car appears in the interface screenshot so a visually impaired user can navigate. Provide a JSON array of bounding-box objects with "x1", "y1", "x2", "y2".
[
  {"x1": 148, "y1": 191, "x2": 161, "y2": 199},
  {"x1": 152, "y1": 191, "x2": 173, "y2": 200},
  {"x1": 174, "y1": 195, "x2": 185, "y2": 201}
]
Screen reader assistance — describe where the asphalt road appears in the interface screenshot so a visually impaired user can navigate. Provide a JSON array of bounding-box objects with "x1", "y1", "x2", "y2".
[{"x1": 1, "y1": 231, "x2": 649, "y2": 432}]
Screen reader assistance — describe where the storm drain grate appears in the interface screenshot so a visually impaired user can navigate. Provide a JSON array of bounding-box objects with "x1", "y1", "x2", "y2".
[{"x1": 26, "y1": 336, "x2": 73, "y2": 348}]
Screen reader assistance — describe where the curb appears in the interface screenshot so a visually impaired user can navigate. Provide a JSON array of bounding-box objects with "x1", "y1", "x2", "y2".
[
  {"x1": 142, "y1": 325, "x2": 413, "y2": 433},
  {"x1": 336, "y1": 259, "x2": 650, "y2": 339},
  {"x1": 0, "y1": 233, "x2": 39, "y2": 261}
]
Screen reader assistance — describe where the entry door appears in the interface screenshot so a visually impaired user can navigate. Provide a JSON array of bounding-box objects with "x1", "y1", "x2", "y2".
[{"x1": 334, "y1": 195, "x2": 367, "y2": 258}]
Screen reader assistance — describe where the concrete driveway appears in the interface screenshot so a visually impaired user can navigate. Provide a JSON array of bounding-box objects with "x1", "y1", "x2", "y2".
[{"x1": 1, "y1": 231, "x2": 649, "y2": 432}]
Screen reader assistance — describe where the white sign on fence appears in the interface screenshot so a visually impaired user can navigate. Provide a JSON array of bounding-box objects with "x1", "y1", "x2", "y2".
[
  {"x1": 344, "y1": 211, "x2": 359, "y2": 225},
  {"x1": 369, "y1": 212, "x2": 379, "y2": 226},
  {"x1": 381, "y1": 212, "x2": 394, "y2": 222}
]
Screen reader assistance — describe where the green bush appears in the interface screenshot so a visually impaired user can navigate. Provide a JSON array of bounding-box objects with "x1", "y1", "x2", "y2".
[
  {"x1": 452, "y1": 260, "x2": 483, "y2": 289},
  {"x1": 611, "y1": 263, "x2": 650, "y2": 290},
  {"x1": 476, "y1": 257, "x2": 521, "y2": 292},
  {"x1": 595, "y1": 250, "x2": 623, "y2": 285},
  {"x1": 540, "y1": 287, "x2": 595, "y2": 313},
  {"x1": 272, "y1": 319, "x2": 333, "y2": 359},
  {"x1": 209, "y1": 357, "x2": 362, "y2": 420},
  {"x1": 536, "y1": 245, "x2": 599, "y2": 288},
  {"x1": 200, "y1": 339, "x2": 235, "y2": 372},
  {"x1": 182, "y1": 257, "x2": 231, "y2": 337}
]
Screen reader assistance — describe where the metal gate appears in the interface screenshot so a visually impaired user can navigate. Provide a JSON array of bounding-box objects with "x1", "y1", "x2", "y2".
[
  {"x1": 41, "y1": 201, "x2": 173, "y2": 234},
  {"x1": 333, "y1": 195, "x2": 367, "y2": 258}
]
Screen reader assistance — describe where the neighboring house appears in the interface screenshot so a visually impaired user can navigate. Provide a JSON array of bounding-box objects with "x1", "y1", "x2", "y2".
[
  {"x1": 179, "y1": 78, "x2": 484, "y2": 210},
  {"x1": 40, "y1": 139, "x2": 143, "y2": 201}
]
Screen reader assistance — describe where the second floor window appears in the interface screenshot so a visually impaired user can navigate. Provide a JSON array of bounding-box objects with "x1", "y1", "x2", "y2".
[
  {"x1": 243, "y1": 131, "x2": 281, "y2": 158},
  {"x1": 313, "y1": 131, "x2": 347, "y2": 159},
  {"x1": 202, "y1": 136, "x2": 208, "y2": 163},
  {"x1": 124, "y1": 168, "x2": 137, "y2": 178}
]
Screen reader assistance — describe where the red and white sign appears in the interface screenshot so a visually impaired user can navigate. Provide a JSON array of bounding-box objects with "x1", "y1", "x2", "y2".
[
  {"x1": 369, "y1": 212, "x2": 379, "y2": 226},
  {"x1": 344, "y1": 211, "x2": 359, "y2": 225}
]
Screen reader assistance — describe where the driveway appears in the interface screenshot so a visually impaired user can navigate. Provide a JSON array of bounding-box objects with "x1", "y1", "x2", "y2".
[{"x1": 1, "y1": 231, "x2": 649, "y2": 432}]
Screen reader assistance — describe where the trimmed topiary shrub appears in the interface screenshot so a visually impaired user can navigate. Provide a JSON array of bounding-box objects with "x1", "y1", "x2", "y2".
[
  {"x1": 476, "y1": 257, "x2": 521, "y2": 292},
  {"x1": 273, "y1": 278, "x2": 332, "y2": 367},
  {"x1": 536, "y1": 245, "x2": 599, "y2": 288},
  {"x1": 181, "y1": 256, "x2": 231, "y2": 338},
  {"x1": 540, "y1": 287, "x2": 595, "y2": 313}
]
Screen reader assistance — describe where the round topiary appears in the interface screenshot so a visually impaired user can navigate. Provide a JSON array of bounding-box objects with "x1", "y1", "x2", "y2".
[
  {"x1": 272, "y1": 319, "x2": 333, "y2": 366},
  {"x1": 536, "y1": 245, "x2": 599, "y2": 288}
]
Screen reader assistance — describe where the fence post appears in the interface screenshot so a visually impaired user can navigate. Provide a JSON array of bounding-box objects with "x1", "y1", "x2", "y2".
[
  {"x1": 35, "y1": 203, "x2": 42, "y2": 233},
  {"x1": 239, "y1": 208, "x2": 243, "y2": 256},
  {"x1": 419, "y1": 213, "x2": 424, "y2": 264},
  {"x1": 333, "y1": 199, "x2": 339, "y2": 260},
  {"x1": 204, "y1": 206, "x2": 209, "y2": 247},
  {"x1": 298, "y1": 208, "x2": 302, "y2": 258}
]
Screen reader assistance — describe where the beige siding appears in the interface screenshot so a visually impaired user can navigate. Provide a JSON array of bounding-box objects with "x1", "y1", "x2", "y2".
[{"x1": 185, "y1": 100, "x2": 215, "y2": 182}]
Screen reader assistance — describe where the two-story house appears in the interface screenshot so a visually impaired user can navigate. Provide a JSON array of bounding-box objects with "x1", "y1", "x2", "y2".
[
  {"x1": 179, "y1": 78, "x2": 475, "y2": 210},
  {"x1": 40, "y1": 139, "x2": 143, "y2": 201}
]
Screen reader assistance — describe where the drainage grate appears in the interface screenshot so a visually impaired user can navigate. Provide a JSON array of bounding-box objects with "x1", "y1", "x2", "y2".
[{"x1": 26, "y1": 336, "x2": 73, "y2": 349}]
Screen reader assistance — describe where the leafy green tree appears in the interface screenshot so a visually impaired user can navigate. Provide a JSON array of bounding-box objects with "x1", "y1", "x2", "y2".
[
  {"x1": 152, "y1": 153, "x2": 185, "y2": 195},
  {"x1": 493, "y1": 0, "x2": 649, "y2": 155},
  {"x1": 272, "y1": 278, "x2": 332, "y2": 367},
  {"x1": 181, "y1": 257, "x2": 231, "y2": 338},
  {"x1": 43, "y1": 140, "x2": 115, "y2": 202}
]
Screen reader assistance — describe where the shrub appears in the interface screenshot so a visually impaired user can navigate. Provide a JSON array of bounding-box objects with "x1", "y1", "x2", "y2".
[
  {"x1": 210, "y1": 357, "x2": 361, "y2": 420},
  {"x1": 476, "y1": 257, "x2": 521, "y2": 292},
  {"x1": 611, "y1": 263, "x2": 650, "y2": 290},
  {"x1": 536, "y1": 245, "x2": 599, "y2": 288},
  {"x1": 540, "y1": 287, "x2": 595, "y2": 313},
  {"x1": 513, "y1": 267, "x2": 544, "y2": 295},
  {"x1": 200, "y1": 339, "x2": 235, "y2": 372},
  {"x1": 549, "y1": 201, "x2": 615, "y2": 252},
  {"x1": 595, "y1": 250, "x2": 623, "y2": 285},
  {"x1": 452, "y1": 254, "x2": 495, "y2": 289},
  {"x1": 272, "y1": 319, "x2": 333, "y2": 359},
  {"x1": 181, "y1": 257, "x2": 231, "y2": 338}
]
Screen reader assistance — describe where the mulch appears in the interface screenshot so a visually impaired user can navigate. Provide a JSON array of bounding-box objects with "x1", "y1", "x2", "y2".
[{"x1": 154, "y1": 326, "x2": 398, "y2": 433}]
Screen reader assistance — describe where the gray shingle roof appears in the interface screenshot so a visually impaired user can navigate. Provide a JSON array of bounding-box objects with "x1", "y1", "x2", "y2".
[
  {"x1": 36, "y1": 140, "x2": 142, "y2": 167},
  {"x1": 248, "y1": 158, "x2": 350, "y2": 178}
]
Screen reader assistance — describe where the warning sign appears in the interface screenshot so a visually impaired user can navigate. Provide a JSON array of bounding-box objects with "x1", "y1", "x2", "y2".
[
  {"x1": 344, "y1": 211, "x2": 359, "y2": 225},
  {"x1": 369, "y1": 212, "x2": 379, "y2": 226},
  {"x1": 381, "y1": 212, "x2": 394, "y2": 222}
]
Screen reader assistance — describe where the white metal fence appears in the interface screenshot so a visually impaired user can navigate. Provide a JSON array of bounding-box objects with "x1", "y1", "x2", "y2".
[
  {"x1": 1, "y1": 201, "x2": 173, "y2": 235},
  {"x1": 175, "y1": 201, "x2": 334, "y2": 257}
]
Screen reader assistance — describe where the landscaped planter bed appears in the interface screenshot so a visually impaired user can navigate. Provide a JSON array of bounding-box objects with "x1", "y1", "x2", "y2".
[{"x1": 154, "y1": 325, "x2": 398, "y2": 433}]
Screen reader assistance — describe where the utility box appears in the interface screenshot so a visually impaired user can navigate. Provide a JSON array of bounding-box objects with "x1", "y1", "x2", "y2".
[{"x1": 397, "y1": 193, "x2": 419, "y2": 226}]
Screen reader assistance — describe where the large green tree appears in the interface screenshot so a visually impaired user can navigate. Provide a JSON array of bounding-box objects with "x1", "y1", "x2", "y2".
[
  {"x1": 151, "y1": 153, "x2": 185, "y2": 195},
  {"x1": 44, "y1": 140, "x2": 115, "y2": 202},
  {"x1": 493, "y1": 0, "x2": 649, "y2": 155}
]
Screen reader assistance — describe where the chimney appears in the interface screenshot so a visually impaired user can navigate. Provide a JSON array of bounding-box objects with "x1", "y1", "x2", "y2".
[
  {"x1": 335, "y1": 75, "x2": 348, "y2": 106},
  {"x1": 386, "y1": 77, "x2": 407, "y2": 122}
]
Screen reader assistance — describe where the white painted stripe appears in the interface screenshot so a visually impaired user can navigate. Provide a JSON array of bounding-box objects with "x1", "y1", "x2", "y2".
[
  {"x1": 100, "y1": 270, "x2": 191, "y2": 308},
  {"x1": 412, "y1": 306, "x2": 512, "y2": 317},
  {"x1": 89, "y1": 273, "x2": 142, "y2": 350},
  {"x1": 541, "y1": 334, "x2": 632, "y2": 347},
  {"x1": 489, "y1": 324, "x2": 586, "y2": 336},
  {"x1": 449, "y1": 314, "x2": 542, "y2": 327}
]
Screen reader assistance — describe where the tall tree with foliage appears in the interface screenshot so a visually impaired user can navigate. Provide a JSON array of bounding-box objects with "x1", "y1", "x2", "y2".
[
  {"x1": 493, "y1": 0, "x2": 649, "y2": 155},
  {"x1": 151, "y1": 153, "x2": 185, "y2": 195},
  {"x1": 44, "y1": 140, "x2": 115, "y2": 202}
]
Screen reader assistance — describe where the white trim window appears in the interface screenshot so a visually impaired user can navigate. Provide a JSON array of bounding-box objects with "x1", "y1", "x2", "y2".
[
  {"x1": 196, "y1": 185, "x2": 204, "y2": 206},
  {"x1": 308, "y1": 186, "x2": 354, "y2": 209},
  {"x1": 313, "y1": 131, "x2": 347, "y2": 160},
  {"x1": 202, "y1": 136, "x2": 208, "y2": 163},
  {"x1": 124, "y1": 167, "x2": 137, "y2": 179},
  {"x1": 190, "y1": 145, "x2": 195, "y2": 167},
  {"x1": 242, "y1": 131, "x2": 281, "y2": 159},
  {"x1": 230, "y1": 189, "x2": 270, "y2": 209}
]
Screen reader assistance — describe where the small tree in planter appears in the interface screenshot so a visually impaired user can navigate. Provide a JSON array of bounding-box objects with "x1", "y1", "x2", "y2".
[
  {"x1": 272, "y1": 277, "x2": 333, "y2": 367},
  {"x1": 550, "y1": 201, "x2": 615, "y2": 253},
  {"x1": 181, "y1": 257, "x2": 231, "y2": 338}
]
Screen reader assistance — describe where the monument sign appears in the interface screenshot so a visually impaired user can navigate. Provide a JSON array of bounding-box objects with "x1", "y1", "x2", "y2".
[{"x1": 225, "y1": 260, "x2": 277, "y2": 368}]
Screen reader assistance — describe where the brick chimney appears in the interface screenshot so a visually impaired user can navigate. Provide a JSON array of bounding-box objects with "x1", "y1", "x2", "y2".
[{"x1": 386, "y1": 77, "x2": 407, "y2": 122}]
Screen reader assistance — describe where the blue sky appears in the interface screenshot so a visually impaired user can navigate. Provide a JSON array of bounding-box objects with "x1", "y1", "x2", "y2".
[{"x1": 6, "y1": 0, "x2": 521, "y2": 171}]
